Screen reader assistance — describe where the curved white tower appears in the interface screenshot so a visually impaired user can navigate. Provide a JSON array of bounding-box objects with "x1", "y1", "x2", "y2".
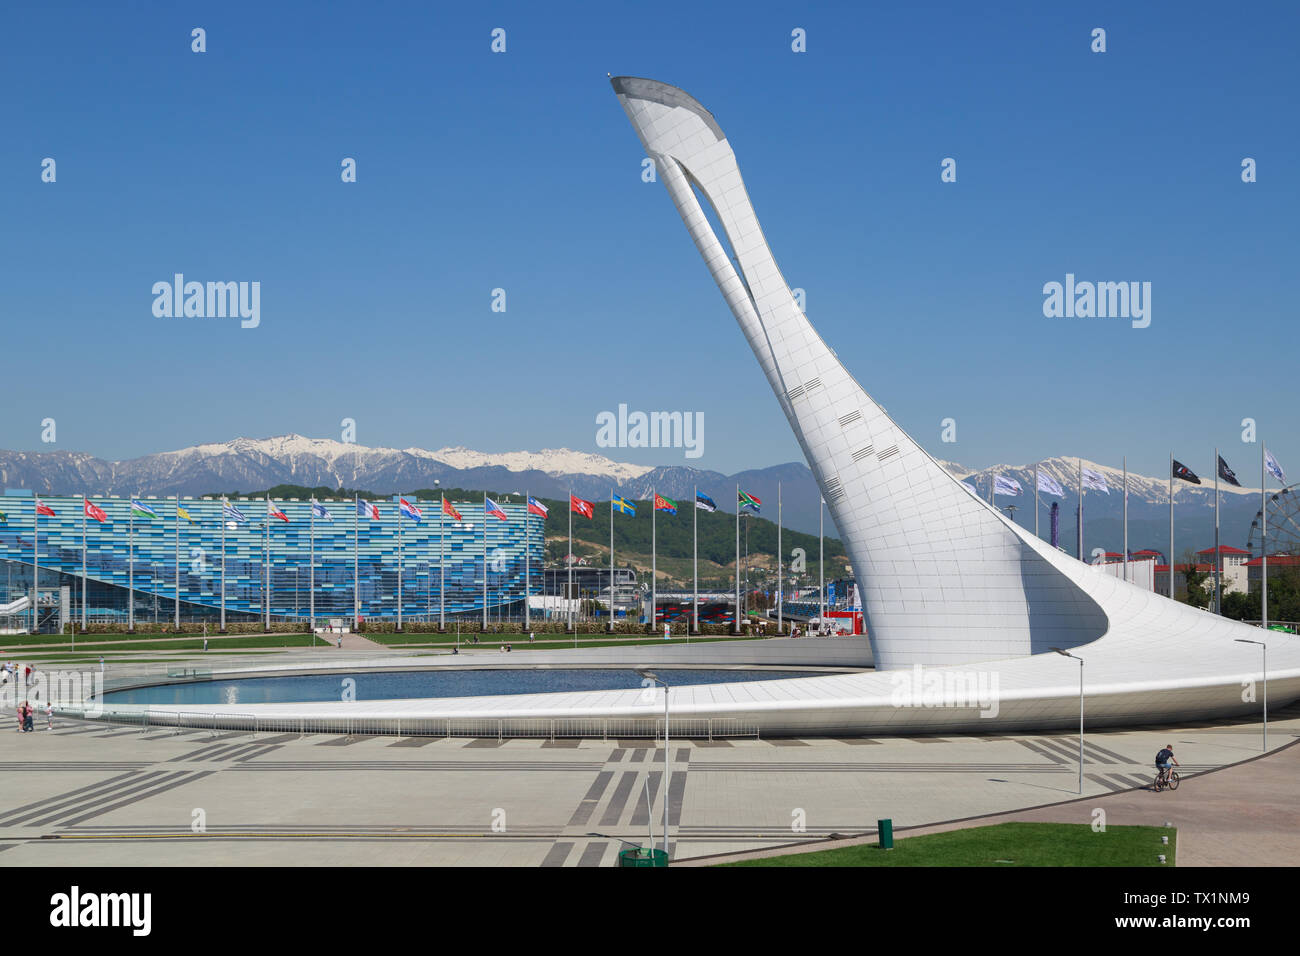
[
  {"x1": 74, "y1": 77, "x2": 1300, "y2": 739},
  {"x1": 613, "y1": 76, "x2": 1118, "y2": 669}
]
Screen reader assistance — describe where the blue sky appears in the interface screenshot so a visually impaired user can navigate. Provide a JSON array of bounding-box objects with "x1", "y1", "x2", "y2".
[{"x1": 1, "y1": 0, "x2": 1296, "y2": 484}]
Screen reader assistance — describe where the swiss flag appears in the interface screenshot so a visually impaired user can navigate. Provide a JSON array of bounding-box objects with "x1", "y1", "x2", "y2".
[
  {"x1": 442, "y1": 498, "x2": 463, "y2": 522},
  {"x1": 83, "y1": 498, "x2": 108, "y2": 523},
  {"x1": 570, "y1": 494, "x2": 594, "y2": 520}
]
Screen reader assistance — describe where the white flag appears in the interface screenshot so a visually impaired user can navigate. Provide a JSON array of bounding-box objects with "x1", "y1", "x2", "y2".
[
  {"x1": 960, "y1": 481, "x2": 978, "y2": 496},
  {"x1": 994, "y1": 475, "x2": 1023, "y2": 496},
  {"x1": 1081, "y1": 467, "x2": 1110, "y2": 494},
  {"x1": 1037, "y1": 471, "x2": 1066, "y2": 497},
  {"x1": 1265, "y1": 449, "x2": 1286, "y2": 484}
]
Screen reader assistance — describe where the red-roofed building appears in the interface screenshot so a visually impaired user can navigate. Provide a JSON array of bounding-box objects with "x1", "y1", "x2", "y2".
[
  {"x1": 1195, "y1": 545, "x2": 1252, "y2": 595},
  {"x1": 1245, "y1": 554, "x2": 1300, "y2": 592}
]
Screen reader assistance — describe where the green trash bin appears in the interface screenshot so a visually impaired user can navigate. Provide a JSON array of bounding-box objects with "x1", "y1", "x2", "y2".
[
  {"x1": 877, "y1": 818, "x2": 894, "y2": 850},
  {"x1": 618, "y1": 847, "x2": 669, "y2": 867}
]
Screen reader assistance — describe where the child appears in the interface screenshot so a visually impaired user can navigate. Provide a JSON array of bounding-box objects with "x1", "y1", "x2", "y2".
[{"x1": 45, "y1": 701, "x2": 54, "y2": 730}]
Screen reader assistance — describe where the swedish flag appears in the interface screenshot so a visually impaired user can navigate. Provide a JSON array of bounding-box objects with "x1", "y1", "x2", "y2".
[{"x1": 611, "y1": 496, "x2": 637, "y2": 516}]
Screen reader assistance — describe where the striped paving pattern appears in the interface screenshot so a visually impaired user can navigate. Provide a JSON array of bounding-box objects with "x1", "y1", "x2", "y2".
[{"x1": 0, "y1": 716, "x2": 1285, "y2": 865}]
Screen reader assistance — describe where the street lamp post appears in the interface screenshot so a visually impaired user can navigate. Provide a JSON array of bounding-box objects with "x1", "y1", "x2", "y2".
[
  {"x1": 1235, "y1": 638, "x2": 1268, "y2": 751},
  {"x1": 636, "y1": 669, "x2": 670, "y2": 860},
  {"x1": 1052, "y1": 648, "x2": 1084, "y2": 794}
]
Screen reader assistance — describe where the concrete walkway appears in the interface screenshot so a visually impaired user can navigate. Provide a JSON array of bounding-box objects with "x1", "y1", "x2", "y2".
[
  {"x1": 682, "y1": 736, "x2": 1300, "y2": 867},
  {"x1": 337, "y1": 633, "x2": 388, "y2": 650},
  {"x1": 1, "y1": 704, "x2": 1293, "y2": 866}
]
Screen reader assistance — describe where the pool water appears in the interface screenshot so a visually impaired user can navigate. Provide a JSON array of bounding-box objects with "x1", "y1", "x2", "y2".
[{"x1": 103, "y1": 668, "x2": 837, "y2": 706}]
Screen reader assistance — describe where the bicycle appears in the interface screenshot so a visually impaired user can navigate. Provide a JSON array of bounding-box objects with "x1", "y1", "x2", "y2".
[{"x1": 1154, "y1": 767, "x2": 1180, "y2": 792}]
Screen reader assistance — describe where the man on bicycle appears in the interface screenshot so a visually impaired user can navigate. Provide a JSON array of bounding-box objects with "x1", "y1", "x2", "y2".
[{"x1": 1156, "y1": 744, "x2": 1179, "y2": 783}]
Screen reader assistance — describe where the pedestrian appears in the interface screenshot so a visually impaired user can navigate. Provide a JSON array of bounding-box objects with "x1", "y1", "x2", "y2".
[
  {"x1": 22, "y1": 701, "x2": 34, "y2": 733},
  {"x1": 203, "y1": 638, "x2": 208, "y2": 652},
  {"x1": 45, "y1": 701, "x2": 53, "y2": 730}
]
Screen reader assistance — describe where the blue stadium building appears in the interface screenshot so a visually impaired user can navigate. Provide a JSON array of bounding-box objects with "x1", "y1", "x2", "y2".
[{"x1": 0, "y1": 492, "x2": 544, "y2": 629}]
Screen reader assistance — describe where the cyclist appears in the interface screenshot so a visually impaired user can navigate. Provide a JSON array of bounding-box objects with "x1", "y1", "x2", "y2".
[{"x1": 1155, "y1": 744, "x2": 1179, "y2": 786}]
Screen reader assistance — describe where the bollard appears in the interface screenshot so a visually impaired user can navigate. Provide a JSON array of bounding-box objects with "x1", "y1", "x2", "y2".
[{"x1": 878, "y1": 818, "x2": 894, "y2": 850}]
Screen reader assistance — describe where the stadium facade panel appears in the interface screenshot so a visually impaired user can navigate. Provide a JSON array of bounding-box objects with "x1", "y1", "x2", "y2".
[{"x1": 0, "y1": 495, "x2": 543, "y2": 622}]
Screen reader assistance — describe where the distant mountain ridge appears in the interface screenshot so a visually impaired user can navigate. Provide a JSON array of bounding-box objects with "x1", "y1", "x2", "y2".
[{"x1": 0, "y1": 436, "x2": 1279, "y2": 554}]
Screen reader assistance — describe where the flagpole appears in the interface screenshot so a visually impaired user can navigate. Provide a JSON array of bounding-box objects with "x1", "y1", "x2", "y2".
[
  {"x1": 353, "y1": 494, "x2": 360, "y2": 632},
  {"x1": 128, "y1": 496, "x2": 135, "y2": 634},
  {"x1": 82, "y1": 498, "x2": 87, "y2": 633},
  {"x1": 1262, "y1": 443, "x2": 1269, "y2": 631},
  {"x1": 566, "y1": 490, "x2": 573, "y2": 633},
  {"x1": 1078, "y1": 458, "x2": 1084, "y2": 562},
  {"x1": 525, "y1": 489, "x2": 531, "y2": 632},
  {"x1": 1034, "y1": 464, "x2": 1040, "y2": 539},
  {"x1": 440, "y1": 493, "x2": 446, "y2": 631},
  {"x1": 692, "y1": 485, "x2": 698, "y2": 635},
  {"x1": 32, "y1": 498, "x2": 39, "y2": 636},
  {"x1": 174, "y1": 493, "x2": 181, "y2": 628},
  {"x1": 264, "y1": 500, "x2": 270, "y2": 631},
  {"x1": 1214, "y1": 447, "x2": 1220, "y2": 614},
  {"x1": 426, "y1": 499, "x2": 432, "y2": 624},
  {"x1": 734, "y1": 484, "x2": 740, "y2": 635},
  {"x1": 483, "y1": 493, "x2": 489, "y2": 632},
  {"x1": 1169, "y1": 453, "x2": 1175, "y2": 600},
  {"x1": 221, "y1": 497, "x2": 227, "y2": 633},
  {"x1": 309, "y1": 498, "x2": 316, "y2": 633},
  {"x1": 608, "y1": 488, "x2": 614, "y2": 634},
  {"x1": 652, "y1": 488, "x2": 664, "y2": 630},
  {"x1": 1123, "y1": 457, "x2": 1128, "y2": 580},
  {"x1": 778, "y1": 481, "x2": 783, "y2": 636},
  {"x1": 397, "y1": 494, "x2": 404, "y2": 633},
  {"x1": 819, "y1": 496, "x2": 825, "y2": 629}
]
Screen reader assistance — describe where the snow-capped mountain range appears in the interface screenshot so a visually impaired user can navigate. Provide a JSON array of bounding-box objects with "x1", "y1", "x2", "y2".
[{"x1": 0, "y1": 436, "x2": 1280, "y2": 554}]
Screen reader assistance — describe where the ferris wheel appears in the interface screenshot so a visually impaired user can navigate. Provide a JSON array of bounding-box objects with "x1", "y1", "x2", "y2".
[{"x1": 1247, "y1": 484, "x2": 1300, "y2": 559}]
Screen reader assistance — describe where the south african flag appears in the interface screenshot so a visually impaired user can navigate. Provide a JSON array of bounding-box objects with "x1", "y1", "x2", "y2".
[{"x1": 738, "y1": 490, "x2": 761, "y2": 513}]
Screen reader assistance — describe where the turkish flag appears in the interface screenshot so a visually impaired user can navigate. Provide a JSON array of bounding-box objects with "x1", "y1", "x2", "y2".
[
  {"x1": 83, "y1": 499, "x2": 108, "y2": 523},
  {"x1": 442, "y1": 498, "x2": 463, "y2": 522},
  {"x1": 570, "y1": 495, "x2": 594, "y2": 519}
]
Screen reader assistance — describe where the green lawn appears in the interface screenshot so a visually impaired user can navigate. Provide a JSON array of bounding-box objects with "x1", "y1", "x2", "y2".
[
  {"x1": 365, "y1": 632, "x2": 750, "y2": 647},
  {"x1": 367, "y1": 637, "x2": 749, "y2": 652},
  {"x1": 38, "y1": 634, "x2": 329, "y2": 652},
  {"x1": 1, "y1": 631, "x2": 313, "y2": 648},
  {"x1": 722, "y1": 823, "x2": 1176, "y2": 867}
]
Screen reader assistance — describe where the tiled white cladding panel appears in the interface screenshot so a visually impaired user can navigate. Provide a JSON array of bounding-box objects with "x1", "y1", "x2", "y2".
[{"x1": 616, "y1": 79, "x2": 1108, "y2": 669}]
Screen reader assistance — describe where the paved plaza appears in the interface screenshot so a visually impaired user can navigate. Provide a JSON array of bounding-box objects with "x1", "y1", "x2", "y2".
[{"x1": 1, "y1": 699, "x2": 1294, "y2": 866}]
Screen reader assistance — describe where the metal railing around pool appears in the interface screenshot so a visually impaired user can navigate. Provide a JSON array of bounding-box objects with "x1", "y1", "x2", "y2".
[{"x1": 55, "y1": 707, "x2": 760, "y2": 741}]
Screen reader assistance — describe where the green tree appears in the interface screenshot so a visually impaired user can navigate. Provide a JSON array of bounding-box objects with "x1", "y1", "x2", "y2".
[{"x1": 1180, "y1": 548, "x2": 1213, "y2": 609}]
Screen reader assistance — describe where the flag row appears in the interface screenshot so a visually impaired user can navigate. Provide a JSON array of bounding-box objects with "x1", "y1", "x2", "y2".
[{"x1": 963, "y1": 452, "x2": 1285, "y2": 499}]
